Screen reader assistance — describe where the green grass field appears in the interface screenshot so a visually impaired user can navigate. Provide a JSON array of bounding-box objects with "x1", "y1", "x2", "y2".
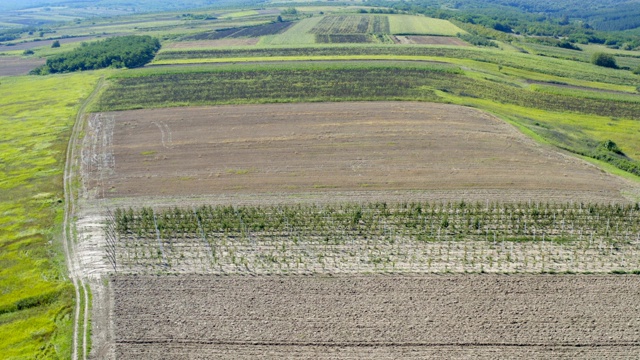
[
  {"x1": 0, "y1": 73, "x2": 100, "y2": 359},
  {"x1": 223, "y1": 10, "x2": 260, "y2": 18},
  {"x1": 388, "y1": 15, "x2": 466, "y2": 36},
  {"x1": 519, "y1": 42, "x2": 640, "y2": 70}
]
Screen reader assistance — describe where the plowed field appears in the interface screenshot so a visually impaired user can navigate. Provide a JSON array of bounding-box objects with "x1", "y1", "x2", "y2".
[
  {"x1": 0, "y1": 56, "x2": 44, "y2": 75},
  {"x1": 113, "y1": 275, "x2": 640, "y2": 359},
  {"x1": 84, "y1": 102, "x2": 636, "y2": 203}
]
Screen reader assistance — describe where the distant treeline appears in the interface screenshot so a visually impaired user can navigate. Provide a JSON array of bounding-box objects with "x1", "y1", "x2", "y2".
[{"x1": 31, "y1": 35, "x2": 160, "y2": 74}]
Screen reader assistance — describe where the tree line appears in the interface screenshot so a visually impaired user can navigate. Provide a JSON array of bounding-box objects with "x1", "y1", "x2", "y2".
[{"x1": 31, "y1": 35, "x2": 161, "y2": 74}]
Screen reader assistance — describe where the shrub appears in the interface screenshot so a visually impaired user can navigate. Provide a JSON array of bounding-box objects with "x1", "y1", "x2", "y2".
[
  {"x1": 51, "y1": 40, "x2": 60, "y2": 48},
  {"x1": 557, "y1": 40, "x2": 581, "y2": 51},
  {"x1": 591, "y1": 52, "x2": 618, "y2": 69},
  {"x1": 457, "y1": 33, "x2": 498, "y2": 47},
  {"x1": 597, "y1": 140, "x2": 625, "y2": 156}
]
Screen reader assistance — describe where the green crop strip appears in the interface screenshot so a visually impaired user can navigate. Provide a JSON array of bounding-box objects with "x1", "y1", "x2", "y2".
[
  {"x1": 106, "y1": 202, "x2": 640, "y2": 274},
  {"x1": 94, "y1": 65, "x2": 454, "y2": 110},
  {"x1": 0, "y1": 73, "x2": 99, "y2": 358},
  {"x1": 96, "y1": 65, "x2": 640, "y2": 119},
  {"x1": 154, "y1": 45, "x2": 639, "y2": 86}
]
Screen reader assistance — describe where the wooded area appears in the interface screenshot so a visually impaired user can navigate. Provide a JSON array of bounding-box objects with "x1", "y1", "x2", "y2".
[{"x1": 31, "y1": 35, "x2": 160, "y2": 74}]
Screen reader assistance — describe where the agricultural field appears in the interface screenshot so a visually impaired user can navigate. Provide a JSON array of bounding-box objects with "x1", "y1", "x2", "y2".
[
  {"x1": 3, "y1": 1, "x2": 640, "y2": 359},
  {"x1": 0, "y1": 55, "x2": 44, "y2": 75},
  {"x1": 388, "y1": 15, "x2": 466, "y2": 36},
  {"x1": 113, "y1": 275, "x2": 640, "y2": 358},
  {"x1": 151, "y1": 46, "x2": 639, "y2": 86},
  {"x1": 163, "y1": 38, "x2": 260, "y2": 49},
  {"x1": 82, "y1": 102, "x2": 635, "y2": 202},
  {"x1": 90, "y1": 63, "x2": 640, "y2": 177},
  {"x1": 95, "y1": 64, "x2": 640, "y2": 119},
  {"x1": 310, "y1": 15, "x2": 390, "y2": 35},
  {"x1": 0, "y1": 36, "x2": 101, "y2": 51},
  {"x1": 258, "y1": 14, "x2": 464, "y2": 44},
  {"x1": 520, "y1": 42, "x2": 640, "y2": 70},
  {"x1": 106, "y1": 201, "x2": 640, "y2": 274},
  {"x1": 258, "y1": 16, "x2": 324, "y2": 45},
  {"x1": 180, "y1": 22, "x2": 293, "y2": 41}
]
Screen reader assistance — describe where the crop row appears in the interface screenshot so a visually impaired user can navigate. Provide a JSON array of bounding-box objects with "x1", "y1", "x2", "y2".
[
  {"x1": 181, "y1": 22, "x2": 293, "y2": 41},
  {"x1": 95, "y1": 66, "x2": 640, "y2": 120},
  {"x1": 315, "y1": 34, "x2": 375, "y2": 43},
  {"x1": 104, "y1": 202, "x2": 640, "y2": 275},
  {"x1": 94, "y1": 67, "x2": 446, "y2": 110},
  {"x1": 310, "y1": 15, "x2": 390, "y2": 35},
  {"x1": 154, "y1": 45, "x2": 638, "y2": 86}
]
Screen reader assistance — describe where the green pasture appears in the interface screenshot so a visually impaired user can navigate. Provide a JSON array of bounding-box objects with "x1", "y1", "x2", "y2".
[
  {"x1": 439, "y1": 92, "x2": 640, "y2": 159},
  {"x1": 530, "y1": 84, "x2": 640, "y2": 103},
  {"x1": 388, "y1": 15, "x2": 465, "y2": 36},
  {"x1": 223, "y1": 10, "x2": 259, "y2": 18},
  {"x1": 520, "y1": 42, "x2": 640, "y2": 70},
  {"x1": 0, "y1": 73, "x2": 99, "y2": 359}
]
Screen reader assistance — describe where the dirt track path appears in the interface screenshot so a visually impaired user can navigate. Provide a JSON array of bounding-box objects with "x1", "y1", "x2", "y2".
[{"x1": 63, "y1": 77, "x2": 104, "y2": 360}]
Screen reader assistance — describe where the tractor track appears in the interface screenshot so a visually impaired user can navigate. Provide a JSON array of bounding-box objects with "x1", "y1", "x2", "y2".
[{"x1": 63, "y1": 77, "x2": 105, "y2": 360}]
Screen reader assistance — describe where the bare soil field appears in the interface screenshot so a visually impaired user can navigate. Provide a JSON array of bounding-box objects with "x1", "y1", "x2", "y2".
[
  {"x1": 163, "y1": 38, "x2": 260, "y2": 49},
  {"x1": 0, "y1": 56, "x2": 44, "y2": 75},
  {"x1": 393, "y1": 35, "x2": 469, "y2": 46},
  {"x1": 84, "y1": 102, "x2": 636, "y2": 203},
  {"x1": 112, "y1": 274, "x2": 640, "y2": 359},
  {"x1": 0, "y1": 35, "x2": 105, "y2": 51}
]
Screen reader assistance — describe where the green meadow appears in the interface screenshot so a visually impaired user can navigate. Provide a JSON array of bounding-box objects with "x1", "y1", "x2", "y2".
[
  {"x1": 388, "y1": 14, "x2": 465, "y2": 35},
  {"x1": 0, "y1": 73, "x2": 99, "y2": 359}
]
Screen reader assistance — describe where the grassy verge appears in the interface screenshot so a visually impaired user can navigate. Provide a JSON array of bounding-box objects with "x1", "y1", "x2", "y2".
[{"x1": 0, "y1": 73, "x2": 100, "y2": 359}]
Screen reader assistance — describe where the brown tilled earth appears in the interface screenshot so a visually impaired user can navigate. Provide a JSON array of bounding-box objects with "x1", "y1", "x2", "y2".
[
  {"x1": 113, "y1": 275, "x2": 640, "y2": 359},
  {"x1": 0, "y1": 56, "x2": 45, "y2": 76},
  {"x1": 86, "y1": 102, "x2": 636, "y2": 203},
  {"x1": 0, "y1": 35, "x2": 105, "y2": 51}
]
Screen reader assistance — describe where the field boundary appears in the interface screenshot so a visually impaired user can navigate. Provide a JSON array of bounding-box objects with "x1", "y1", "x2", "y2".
[{"x1": 63, "y1": 76, "x2": 105, "y2": 360}]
